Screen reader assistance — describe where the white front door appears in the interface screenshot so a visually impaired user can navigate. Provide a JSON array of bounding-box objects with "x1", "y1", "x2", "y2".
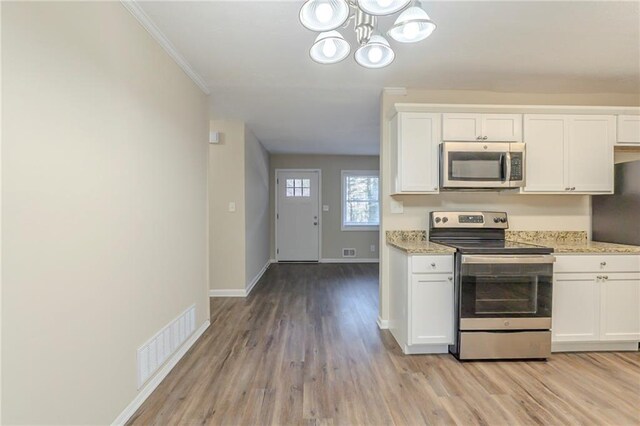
[{"x1": 276, "y1": 170, "x2": 320, "y2": 261}]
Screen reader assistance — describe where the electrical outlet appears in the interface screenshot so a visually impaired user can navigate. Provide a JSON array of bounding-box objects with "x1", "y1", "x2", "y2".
[
  {"x1": 370, "y1": 245, "x2": 376, "y2": 252},
  {"x1": 322, "y1": 205, "x2": 329, "y2": 212}
]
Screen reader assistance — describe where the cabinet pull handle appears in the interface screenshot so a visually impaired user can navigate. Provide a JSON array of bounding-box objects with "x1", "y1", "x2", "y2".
[
  {"x1": 448, "y1": 276, "x2": 453, "y2": 281},
  {"x1": 430, "y1": 262, "x2": 436, "y2": 267},
  {"x1": 476, "y1": 136, "x2": 482, "y2": 140},
  {"x1": 483, "y1": 136, "x2": 488, "y2": 140},
  {"x1": 571, "y1": 187, "x2": 576, "y2": 191},
  {"x1": 603, "y1": 275, "x2": 609, "y2": 280},
  {"x1": 600, "y1": 261, "x2": 607, "y2": 267},
  {"x1": 565, "y1": 187, "x2": 571, "y2": 191},
  {"x1": 597, "y1": 276, "x2": 602, "y2": 280}
]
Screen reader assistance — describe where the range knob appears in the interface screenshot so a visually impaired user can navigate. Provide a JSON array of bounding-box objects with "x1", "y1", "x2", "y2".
[
  {"x1": 442, "y1": 217, "x2": 449, "y2": 223},
  {"x1": 435, "y1": 217, "x2": 441, "y2": 223},
  {"x1": 493, "y1": 217, "x2": 500, "y2": 223},
  {"x1": 501, "y1": 217, "x2": 507, "y2": 223}
]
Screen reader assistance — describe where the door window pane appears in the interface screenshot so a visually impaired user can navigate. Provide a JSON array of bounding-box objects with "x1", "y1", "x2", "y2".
[{"x1": 285, "y1": 177, "x2": 311, "y2": 197}]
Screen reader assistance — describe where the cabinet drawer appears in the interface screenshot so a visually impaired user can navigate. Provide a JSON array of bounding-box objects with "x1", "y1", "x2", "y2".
[
  {"x1": 411, "y1": 255, "x2": 453, "y2": 274},
  {"x1": 555, "y1": 255, "x2": 640, "y2": 274}
]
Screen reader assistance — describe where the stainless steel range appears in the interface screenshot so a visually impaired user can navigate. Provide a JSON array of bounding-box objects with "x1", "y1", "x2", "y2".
[{"x1": 429, "y1": 211, "x2": 555, "y2": 361}]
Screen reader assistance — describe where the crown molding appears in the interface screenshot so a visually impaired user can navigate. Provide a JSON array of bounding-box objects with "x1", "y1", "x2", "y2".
[
  {"x1": 383, "y1": 87, "x2": 407, "y2": 96},
  {"x1": 121, "y1": 1, "x2": 210, "y2": 95}
]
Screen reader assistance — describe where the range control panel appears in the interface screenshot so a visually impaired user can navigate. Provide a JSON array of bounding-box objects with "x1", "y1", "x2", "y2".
[{"x1": 430, "y1": 211, "x2": 509, "y2": 229}]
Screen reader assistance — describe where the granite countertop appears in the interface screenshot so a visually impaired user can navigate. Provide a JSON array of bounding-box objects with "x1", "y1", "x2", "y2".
[
  {"x1": 506, "y1": 231, "x2": 640, "y2": 254},
  {"x1": 386, "y1": 231, "x2": 456, "y2": 255}
]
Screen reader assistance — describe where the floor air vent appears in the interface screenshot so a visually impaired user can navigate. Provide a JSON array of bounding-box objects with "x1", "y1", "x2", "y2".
[{"x1": 342, "y1": 248, "x2": 356, "y2": 257}]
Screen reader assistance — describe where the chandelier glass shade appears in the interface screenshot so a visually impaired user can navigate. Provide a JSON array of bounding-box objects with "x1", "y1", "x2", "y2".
[
  {"x1": 310, "y1": 31, "x2": 351, "y2": 64},
  {"x1": 387, "y1": 6, "x2": 436, "y2": 43},
  {"x1": 301, "y1": 0, "x2": 435, "y2": 69},
  {"x1": 357, "y1": 0, "x2": 411, "y2": 16},
  {"x1": 299, "y1": 0, "x2": 350, "y2": 32},
  {"x1": 354, "y1": 35, "x2": 395, "y2": 68}
]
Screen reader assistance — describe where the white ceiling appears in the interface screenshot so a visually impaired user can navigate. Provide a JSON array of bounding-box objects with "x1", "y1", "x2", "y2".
[{"x1": 139, "y1": 1, "x2": 640, "y2": 155}]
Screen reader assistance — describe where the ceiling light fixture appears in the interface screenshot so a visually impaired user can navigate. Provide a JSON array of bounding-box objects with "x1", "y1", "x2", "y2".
[
  {"x1": 310, "y1": 31, "x2": 351, "y2": 64},
  {"x1": 299, "y1": 0, "x2": 351, "y2": 32},
  {"x1": 300, "y1": 0, "x2": 436, "y2": 69}
]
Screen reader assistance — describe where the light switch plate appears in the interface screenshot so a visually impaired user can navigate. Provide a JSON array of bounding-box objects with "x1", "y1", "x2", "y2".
[
  {"x1": 390, "y1": 198, "x2": 404, "y2": 214},
  {"x1": 322, "y1": 205, "x2": 329, "y2": 212},
  {"x1": 228, "y1": 202, "x2": 236, "y2": 212}
]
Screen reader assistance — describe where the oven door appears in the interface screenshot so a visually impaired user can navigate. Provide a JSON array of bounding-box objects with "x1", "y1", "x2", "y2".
[{"x1": 459, "y1": 255, "x2": 554, "y2": 331}]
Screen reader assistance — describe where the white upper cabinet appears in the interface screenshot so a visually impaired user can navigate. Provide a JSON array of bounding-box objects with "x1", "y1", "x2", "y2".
[
  {"x1": 568, "y1": 116, "x2": 615, "y2": 192},
  {"x1": 522, "y1": 115, "x2": 566, "y2": 192},
  {"x1": 523, "y1": 114, "x2": 614, "y2": 194},
  {"x1": 617, "y1": 115, "x2": 640, "y2": 144},
  {"x1": 442, "y1": 113, "x2": 522, "y2": 142},
  {"x1": 390, "y1": 112, "x2": 441, "y2": 194}
]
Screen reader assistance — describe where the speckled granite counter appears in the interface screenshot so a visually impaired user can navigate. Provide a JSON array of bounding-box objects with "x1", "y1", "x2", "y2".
[
  {"x1": 386, "y1": 231, "x2": 456, "y2": 255},
  {"x1": 506, "y1": 231, "x2": 640, "y2": 254}
]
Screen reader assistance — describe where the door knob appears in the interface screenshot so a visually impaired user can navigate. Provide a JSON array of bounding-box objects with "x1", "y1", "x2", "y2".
[{"x1": 313, "y1": 222, "x2": 318, "y2": 226}]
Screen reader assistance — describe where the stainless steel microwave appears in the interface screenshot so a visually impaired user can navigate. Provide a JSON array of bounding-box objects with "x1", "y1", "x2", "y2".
[{"x1": 440, "y1": 142, "x2": 525, "y2": 190}]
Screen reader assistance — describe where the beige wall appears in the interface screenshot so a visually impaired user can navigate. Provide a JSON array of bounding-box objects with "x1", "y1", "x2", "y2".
[
  {"x1": 209, "y1": 120, "x2": 246, "y2": 291},
  {"x1": 244, "y1": 129, "x2": 271, "y2": 285},
  {"x1": 1, "y1": 2, "x2": 209, "y2": 424},
  {"x1": 209, "y1": 121, "x2": 271, "y2": 291},
  {"x1": 270, "y1": 154, "x2": 380, "y2": 260},
  {"x1": 379, "y1": 89, "x2": 640, "y2": 322}
]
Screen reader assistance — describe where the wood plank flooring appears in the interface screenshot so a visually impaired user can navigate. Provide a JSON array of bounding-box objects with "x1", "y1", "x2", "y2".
[{"x1": 128, "y1": 263, "x2": 640, "y2": 425}]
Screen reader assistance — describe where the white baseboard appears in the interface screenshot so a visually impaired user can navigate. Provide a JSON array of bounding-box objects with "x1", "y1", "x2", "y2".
[
  {"x1": 320, "y1": 258, "x2": 379, "y2": 264},
  {"x1": 377, "y1": 317, "x2": 389, "y2": 329},
  {"x1": 208, "y1": 289, "x2": 246, "y2": 297},
  {"x1": 209, "y1": 259, "x2": 272, "y2": 298},
  {"x1": 552, "y1": 340, "x2": 639, "y2": 353},
  {"x1": 245, "y1": 260, "x2": 271, "y2": 296},
  {"x1": 112, "y1": 319, "x2": 210, "y2": 425}
]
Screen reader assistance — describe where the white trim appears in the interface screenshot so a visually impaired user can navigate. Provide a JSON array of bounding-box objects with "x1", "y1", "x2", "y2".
[
  {"x1": 275, "y1": 169, "x2": 322, "y2": 262},
  {"x1": 112, "y1": 320, "x2": 211, "y2": 425},
  {"x1": 552, "y1": 341, "x2": 639, "y2": 353},
  {"x1": 245, "y1": 259, "x2": 271, "y2": 296},
  {"x1": 341, "y1": 170, "x2": 380, "y2": 232},
  {"x1": 120, "y1": 1, "x2": 210, "y2": 95},
  {"x1": 320, "y1": 258, "x2": 379, "y2": 264},
  {"x1": 377, "y1": 317, "x2": 389, "y2": 329},
  {"x1": 208, "y1": 289, "x2": 246, "y2": 297}
]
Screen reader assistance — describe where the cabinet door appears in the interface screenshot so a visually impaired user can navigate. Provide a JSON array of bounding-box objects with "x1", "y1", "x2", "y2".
[
  {"x1": 522, "y1": 115, "x2": 567, "y2": 192},
  {"x1": 567, "y1": 116, "x2": 614, "y2": 193},
  {"x1": 552, "y1": 274, "x2": 600, "y2": 342},
  {"x1": 600, "y1": 274, "x2": 640, "y2": 341},
  {"x1": 410, "y1": 274, "x2": 454, "y2": 345},
  {"x1": 481, "y1": 114, "x2": 523, "y2": 142},
  {"x1": 617, "y1": 115, "x2": 640, "y2": 144},
  {"x1": 442, "y1": 113, "x2": 481, "y2": 141},
  {"x1": 396, "y1": 112, "x2": 441, "y2": 193}
]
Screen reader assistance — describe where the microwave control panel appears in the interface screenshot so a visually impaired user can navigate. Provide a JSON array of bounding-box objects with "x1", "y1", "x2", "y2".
[{"x1": 510, "y1": 153, "x2": 523, "y2": 181}]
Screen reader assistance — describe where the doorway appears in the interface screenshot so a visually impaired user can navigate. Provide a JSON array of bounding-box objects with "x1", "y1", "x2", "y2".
[{"x1": 275, "y1": 169, "x2": 321, "y2": 261}]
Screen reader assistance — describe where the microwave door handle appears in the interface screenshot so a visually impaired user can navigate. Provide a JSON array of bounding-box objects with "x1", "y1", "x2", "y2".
[
  {"x1": 500, "y1": 153, "x2": 507, "y2": 181},
  {"x1": 504, "y1": 152, "x2": 512, "y2": 182}
]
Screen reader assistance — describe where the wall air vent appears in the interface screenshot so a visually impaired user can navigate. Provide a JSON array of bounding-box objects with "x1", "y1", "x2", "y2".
[{"x1": 342, "y1": 248, "x2": 357, "y2": 258}]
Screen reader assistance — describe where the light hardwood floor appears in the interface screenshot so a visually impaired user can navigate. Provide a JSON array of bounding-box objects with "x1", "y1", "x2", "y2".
[{"x1": 128, "y1": 263, "x2": 640, "y2": 425}]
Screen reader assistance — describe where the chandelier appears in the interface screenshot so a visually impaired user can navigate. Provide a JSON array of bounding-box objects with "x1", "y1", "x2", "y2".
[{"x1": 299, "y1": 0, "x2": 436, "y2": 69}]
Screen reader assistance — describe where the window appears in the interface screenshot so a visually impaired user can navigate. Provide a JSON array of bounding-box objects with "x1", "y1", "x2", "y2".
[
  {"x1": 341, "y1": 170, "x2": 379, "y2": 231},
  {"x1": 285, "y1": 178, "x2": 311, "y2": 197}
]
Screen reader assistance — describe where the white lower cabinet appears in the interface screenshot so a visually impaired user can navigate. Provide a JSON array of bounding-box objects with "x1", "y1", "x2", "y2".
[
  {"x1": 388, "y1": 249, "x2": 455, "y2": 354},
  {"x1": 410, "y1": 274, "x2": 454, "y2": 345},
  {"x1": 552, "y1": 255, "x2": 640, "y2": 352}
]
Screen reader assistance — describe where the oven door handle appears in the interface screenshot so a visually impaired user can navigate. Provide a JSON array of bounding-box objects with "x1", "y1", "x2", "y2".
[{"x1": 462, "y1": 255, "x2": 556, "y2": 264}]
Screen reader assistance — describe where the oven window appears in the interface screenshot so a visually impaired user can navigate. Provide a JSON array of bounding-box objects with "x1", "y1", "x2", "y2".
[
  {"x1": 460, "y1": 262, "x2": 552, "y2": 318},
  {"x1": 448, "y1": 152, "x2": 504, "y2": 181}
]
